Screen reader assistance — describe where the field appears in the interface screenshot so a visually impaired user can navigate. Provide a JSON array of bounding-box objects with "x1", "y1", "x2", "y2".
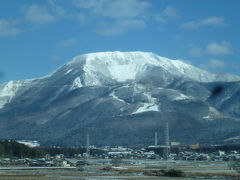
[{"x1": 0, "y1": 159, "x2": 239, "y2": 180}]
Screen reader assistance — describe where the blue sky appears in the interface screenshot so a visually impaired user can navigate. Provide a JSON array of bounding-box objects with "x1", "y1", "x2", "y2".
[{"x1": 1, "y1": 0, "x2": 240, "y2": 83}]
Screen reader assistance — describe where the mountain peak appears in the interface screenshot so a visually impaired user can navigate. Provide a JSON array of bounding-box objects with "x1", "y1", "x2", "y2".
[
  {"x1": 1, "y1": 51, "x2": 240, "y2": 109},
  {"x1": 64, "y1": 51, "x2": 185, "y2": 84},
  {"x1": 61, "y1": 51, "x2": 240, "y2": 86}
]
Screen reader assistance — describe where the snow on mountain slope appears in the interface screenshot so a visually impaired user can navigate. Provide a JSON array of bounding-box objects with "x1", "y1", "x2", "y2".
[
  {"x1": 70, "y1": 77, "x2": 83, "y2": 90},
  {"x1": 63, "y1": 51, "x2": 240, "y2": 87},
  {"x1": 0, "y1": 51, "x2": 240, "y2": 109},
  {"x1": 0, "y1": 77, "x2": 46, "y2": 109},
  {"x1": 132, "y1": 103, "x2": 159, "y2": 114},
  {"x1": 0, "y1": 80, "x2": 33, "y2": 108}
]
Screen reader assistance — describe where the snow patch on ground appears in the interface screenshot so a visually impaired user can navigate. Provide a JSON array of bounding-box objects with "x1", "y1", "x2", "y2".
[
  {"x1": 109, "y1": 90, "x2": 126, "y2": 103},
  {"x1": 112, "y1": 166, "x2": 128, "y2": 170},
  {"x1": 174, "y1": 93, "x2": 190, "y2": 101},
  {"x1": 144, "y1": 92, "x2": 157, "y2": 103},
  {"x1": 70, "y1": 77, "x2": 83, "y2": 90},
  {"x1": 65, "y1": 69, "x2": 72, "y2": 75},
  {"x1": 132, "y1": 91, "x2": 159, "y2": 114},
  {"x1": 132, "y1": 103, "x2": 159, "y2": 114},
  {"x1": 17, "y1": 140, "x2": 40, "y2": 148}
]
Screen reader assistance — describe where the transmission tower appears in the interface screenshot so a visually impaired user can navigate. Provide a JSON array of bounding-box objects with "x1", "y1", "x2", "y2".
[
  {"x1": 86, "y1": 134, "x2": 90, "y2": 159},
  {"x1": 155, "y1": 132, "x2": 158, "y2": 146},
  {"x1": 163, "y1": 120, "x2": 170, "y2": 160}
]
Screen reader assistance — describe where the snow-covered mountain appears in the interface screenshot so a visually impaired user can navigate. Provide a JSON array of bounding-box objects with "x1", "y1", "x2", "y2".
[
  {"x1": 2, "y1": 51, "x2": 239, "y2": 109},
  {"x1": 56, "y1": 51, "x2": 240, "y2": 86},
  {"x1": 0, "y1": 51, "x2": 239, "y2": 146}
]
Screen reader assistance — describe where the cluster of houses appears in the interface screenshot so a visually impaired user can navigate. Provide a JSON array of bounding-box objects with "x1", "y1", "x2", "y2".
[
  {"x1": 79, "y1": 145, "x2": 240, "y2": 162},
  {"x1": 100, "y1": 146, "x2": 155, "y2": 159},
  {"x1": 171, "y1": 150, "x2": 240, "y2": 161},
  {"x1": 0, "y1": 145, "x2": 240, "y2": 167},
  {"x1": 0, "y1": 154, "x2": 72, "y2": 167}
]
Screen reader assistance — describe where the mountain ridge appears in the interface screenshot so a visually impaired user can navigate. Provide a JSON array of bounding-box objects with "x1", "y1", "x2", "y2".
[
  {"x1": 59, "y1": 51, "x2": 240, "y2": 85},
  {"x1": 0, "y1": 51, "x2": 240, "y2": 146},
  {"x1": 1, "y1": 51, "x2": 240, "y2": 109}
]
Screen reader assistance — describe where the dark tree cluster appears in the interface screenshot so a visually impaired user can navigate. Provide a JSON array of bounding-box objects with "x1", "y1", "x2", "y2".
[{"x1": 0, "y1": 140, "x2": 42, "y2": 158}]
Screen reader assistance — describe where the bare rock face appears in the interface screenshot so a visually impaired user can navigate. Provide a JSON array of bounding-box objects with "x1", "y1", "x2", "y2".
[{"x1": 0, "y1": 51, "x2": 239, "y2": 146}]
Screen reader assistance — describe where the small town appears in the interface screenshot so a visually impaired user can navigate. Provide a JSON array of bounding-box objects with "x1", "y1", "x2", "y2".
[
  {"x1": 0, "y1": 144, "x2": 240, "y2": 167},
  {"x1": 0, "y1": 140, "x2": 240, "y2": 180}
]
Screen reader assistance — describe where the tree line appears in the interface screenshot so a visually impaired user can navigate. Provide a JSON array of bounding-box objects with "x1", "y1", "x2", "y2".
[
  {"x1": 0, "y1": 140, "x2": 105, "y2": 158},
  {"x1": 0, "y1": 140, "x2": 42, "y2": 158}
]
